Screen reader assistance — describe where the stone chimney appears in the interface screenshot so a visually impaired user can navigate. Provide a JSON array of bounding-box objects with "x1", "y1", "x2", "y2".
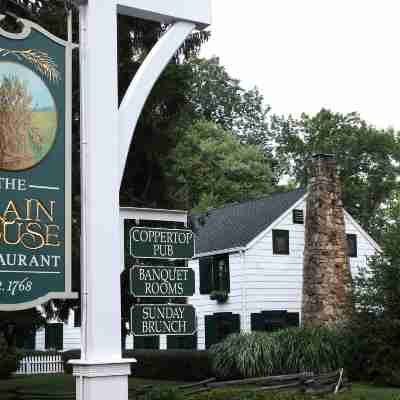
[{"x1": 302, "y1": 154, "x2": 352, "y2": 327}]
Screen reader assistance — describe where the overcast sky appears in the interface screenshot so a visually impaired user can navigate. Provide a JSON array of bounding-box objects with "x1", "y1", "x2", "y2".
[{"x1": 201, "y1": 0, "x2": 400, "y2": 130}]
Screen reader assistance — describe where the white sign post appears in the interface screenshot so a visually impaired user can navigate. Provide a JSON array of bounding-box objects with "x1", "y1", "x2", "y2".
[{"x1": 70, "y1": 2, "x2": 211, "y2": 400}]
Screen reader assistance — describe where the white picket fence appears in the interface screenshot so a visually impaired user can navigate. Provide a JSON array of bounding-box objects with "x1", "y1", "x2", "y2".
[{"x1": 15, "y1": 353, "x2": 64, "y2": 375}]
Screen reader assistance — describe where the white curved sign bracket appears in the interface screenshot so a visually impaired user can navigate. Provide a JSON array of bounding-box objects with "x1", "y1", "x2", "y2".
[
  {"x1": 117, "y1": 0, "x2": 211, "y2": 185},
  {"x1": 118, "y1": 21, "x2": 195, "y2": 184}
]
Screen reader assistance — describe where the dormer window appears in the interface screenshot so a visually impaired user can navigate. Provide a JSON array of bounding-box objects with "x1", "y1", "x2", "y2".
[{"x1": 292, "y1": 209, "x2": 304, "y2": 224}]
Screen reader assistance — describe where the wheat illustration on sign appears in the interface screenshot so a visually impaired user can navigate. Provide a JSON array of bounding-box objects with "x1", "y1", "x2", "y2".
[{"x1": 0, "y1": 48, "x2": 60, "y2": 83}]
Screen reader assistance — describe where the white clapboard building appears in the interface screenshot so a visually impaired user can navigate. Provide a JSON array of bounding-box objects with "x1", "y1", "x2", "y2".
[
  {"x1": 27, "y1": 188, "x2": 379, "y2": 352},
  {"x1": 188, "y1": 188, "x2": 380, "y2": 349}
]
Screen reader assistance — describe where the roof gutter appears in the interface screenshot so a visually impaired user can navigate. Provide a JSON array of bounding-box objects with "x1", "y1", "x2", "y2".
[{"x1": 193, "y1": 246, "x2": 246, "y2": 259}]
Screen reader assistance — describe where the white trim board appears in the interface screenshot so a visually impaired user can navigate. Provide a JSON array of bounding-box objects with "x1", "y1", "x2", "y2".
[{"x1": 117, "y1": 0, "x2": 211, "y2": 29}]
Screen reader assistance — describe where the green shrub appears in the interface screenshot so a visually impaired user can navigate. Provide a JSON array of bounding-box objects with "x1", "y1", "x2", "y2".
[
  {"x1": 343, "y1": 315, "x2": 400, "y2": 386},
  {"x1": 0, "y1": 334, "x2": 19, "y2": 379},
  {"x1": 210, "y1": 327, "x2": 345, "y2": 379},
  {"x1": 62, "y1": 349, "x2": 212, "y2": 381}
]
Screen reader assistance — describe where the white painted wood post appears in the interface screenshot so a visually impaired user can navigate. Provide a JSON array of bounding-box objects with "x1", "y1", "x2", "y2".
[
  {"x1": 70, "y1": 1, "x2": 133, "y2": 399},
  {"x1": 71, "y1": 1, "x2": 211, "y2": 400}
]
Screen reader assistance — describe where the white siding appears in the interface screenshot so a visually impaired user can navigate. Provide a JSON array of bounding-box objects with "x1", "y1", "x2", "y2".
[
  {"x1": 344, "y1": 213, "x2": 377, "y2": 278},
  {"x1": 34, "y1": 310, "x2": 81, "y2": 351},
  {"x1": 33, "y1": 202, "x2": 379, "y2": 352},
  {"x1": 243, "y1": 201, "x2": 306, "y2": 327},
  {"x1": 189, "y1": 252, "x2": 244, "y2": 350},
  {"x1": 189, "y1": 198, "x2": 379, "y2": 349},
  {"x1": 63, "y1": 311, "x2": 81, "y2": 350}
]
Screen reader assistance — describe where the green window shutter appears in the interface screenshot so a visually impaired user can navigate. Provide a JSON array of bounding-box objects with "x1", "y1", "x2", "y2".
[
  {"x1": 262, "y1": 311, "x2": 288, "y2": 332},
  {"x1": 205, "y1": 315, "x2": 217, "y2": 349},
  {"x1": 225, "y1": 259, "x2": 230, "y2": 293},
  {"x1": 55, "y1": 324, "x2": 63, "y2": 350},
  {"x1": 251, "y1": 313, "x2": 265, "y2": 332},
  {"x1": 167, "y1": 334, "x2": 196, "y2": 350},
  {"x1": 199, "y1": 257, "x2": 213, "y2": 294},
  {"x1": 134, "y1": 336, "x2": 159, "y2": 349},
  {"x1": 230, "y1": 313, "x2": 240, "y2": 333},
  {"x1": 45, "y1": 324, "x2": 50, "y2": 349},
  {"x1": 287, "y1": 312, "x2": 300, "y2": 327},
  {"x1": 45, "y1": 324, "x2": 63, "y2": 350},
  {"x1": 214, "y1": 313, "x2": 240, "y2": 343}
]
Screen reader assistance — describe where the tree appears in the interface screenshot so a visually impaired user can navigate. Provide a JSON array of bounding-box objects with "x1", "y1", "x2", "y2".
[
  {"x1": 162, "y1": 120, "x2": 274, "y2": 212},
  {"x1": 184, "y1": 57, "x2": 272, "y2": 151},
  {"x1": 271, "y1": 109, "x2": 400, "y2": 239},
  {"x1": 345, "y1": 192, "x2": 400, "y2": 384}
]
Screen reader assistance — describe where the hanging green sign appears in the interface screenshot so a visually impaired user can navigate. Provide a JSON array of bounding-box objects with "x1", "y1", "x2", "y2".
[
  {"x1": 130, "y1": 266, "x2": 195, "y2": 297},
  {"x1": 129, "y1": 226, "x2": 195, "y2": 259},
  {"x1": 131, "y1": 304, "x2": 196, "y2": 336},
  {"x1": 0, "y1": 17, "x2": 76, "y2": 310}
]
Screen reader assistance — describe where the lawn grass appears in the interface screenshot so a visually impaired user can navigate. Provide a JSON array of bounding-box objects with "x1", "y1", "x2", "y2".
[
  {"x1": 0, "y1": 373, "x2": 184, "y2": 394},
  {"x1": 0, "y1": 375, "x2": 399, "y2": 399},
  {"x1": 347, "y1": 384, "x2": 400, "y2": 399}
]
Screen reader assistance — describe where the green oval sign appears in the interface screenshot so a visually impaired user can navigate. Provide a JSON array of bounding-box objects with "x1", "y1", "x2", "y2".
[
  {"x1": 129, "y1": 226, "x2": 195, "y2": 260},
  {"x1": 130, "y1": 266, "x2": 195, "y2": 297},
  {"x1": 131, "y1": 304, "x2": 196, "y2": 336},
  {"x1": 0, "y1": 18, "x2": 76, "y2": 310}
]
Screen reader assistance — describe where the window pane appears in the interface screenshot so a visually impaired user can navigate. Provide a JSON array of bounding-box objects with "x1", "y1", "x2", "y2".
[
  {"x1": 346, "y1": 234, "x2": 357, "y2": 257},
  {"x1": 273, "y1": 230, "x2": 289, "y2": 254}
]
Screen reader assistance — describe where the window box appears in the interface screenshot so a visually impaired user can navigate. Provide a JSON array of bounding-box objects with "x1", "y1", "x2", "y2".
[{"x1": 210, "y1": 290, "x2": 228, "y2": 303}]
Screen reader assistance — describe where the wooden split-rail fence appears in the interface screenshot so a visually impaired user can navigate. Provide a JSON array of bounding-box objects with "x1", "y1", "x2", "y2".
[
  {"x1": 177, "y1": 369, "x2": 350, "y2": 398},
  {"x1": 15, "y1": 354, "x2": 64, "y2": 375},
  {"x1": 4, "y1": 368, "x2": 349, "y2": 399}
]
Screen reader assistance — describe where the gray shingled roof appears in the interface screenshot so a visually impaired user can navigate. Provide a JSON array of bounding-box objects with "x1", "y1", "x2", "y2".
[{"x1": 190, "y1": 188, "x2": 307, "y2": 255}]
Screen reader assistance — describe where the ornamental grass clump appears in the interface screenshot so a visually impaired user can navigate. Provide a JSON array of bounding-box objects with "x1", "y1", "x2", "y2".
[{"x1": 209, "y1": 327, "x2": 345, "y2": 379}]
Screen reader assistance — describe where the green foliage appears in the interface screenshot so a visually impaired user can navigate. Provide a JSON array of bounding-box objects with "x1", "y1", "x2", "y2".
[
  {"x1": 163, "y1": 120, "x2": 274, "y2": 211},
  {"x1": 271, "y1": 109, "x2": 400, "y2": 239},
  {"x1": 344, "y1": 202, "x2": 400, "y2": 386},
  {"x1": 62, "y1": 349, "x2": 212, "y2": 381},
  {"x1": 342, "y1": 190, "x2": 400, "y2": 386},
  {"x1": 143, "y1": 387, "x2": 185, "y2": 400},
  {"x1": 0, "y1": 334, "x2": 19, "y2": 379},
  {"x1": 185, "y1": 57, "x2": 272, "y2": 149},
  {"x1": 343, "y1": 315, "x2": 400, "y2": 386},
  {"x1": 210, "y1": 328, "x2": 345, "y2": 379}
]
